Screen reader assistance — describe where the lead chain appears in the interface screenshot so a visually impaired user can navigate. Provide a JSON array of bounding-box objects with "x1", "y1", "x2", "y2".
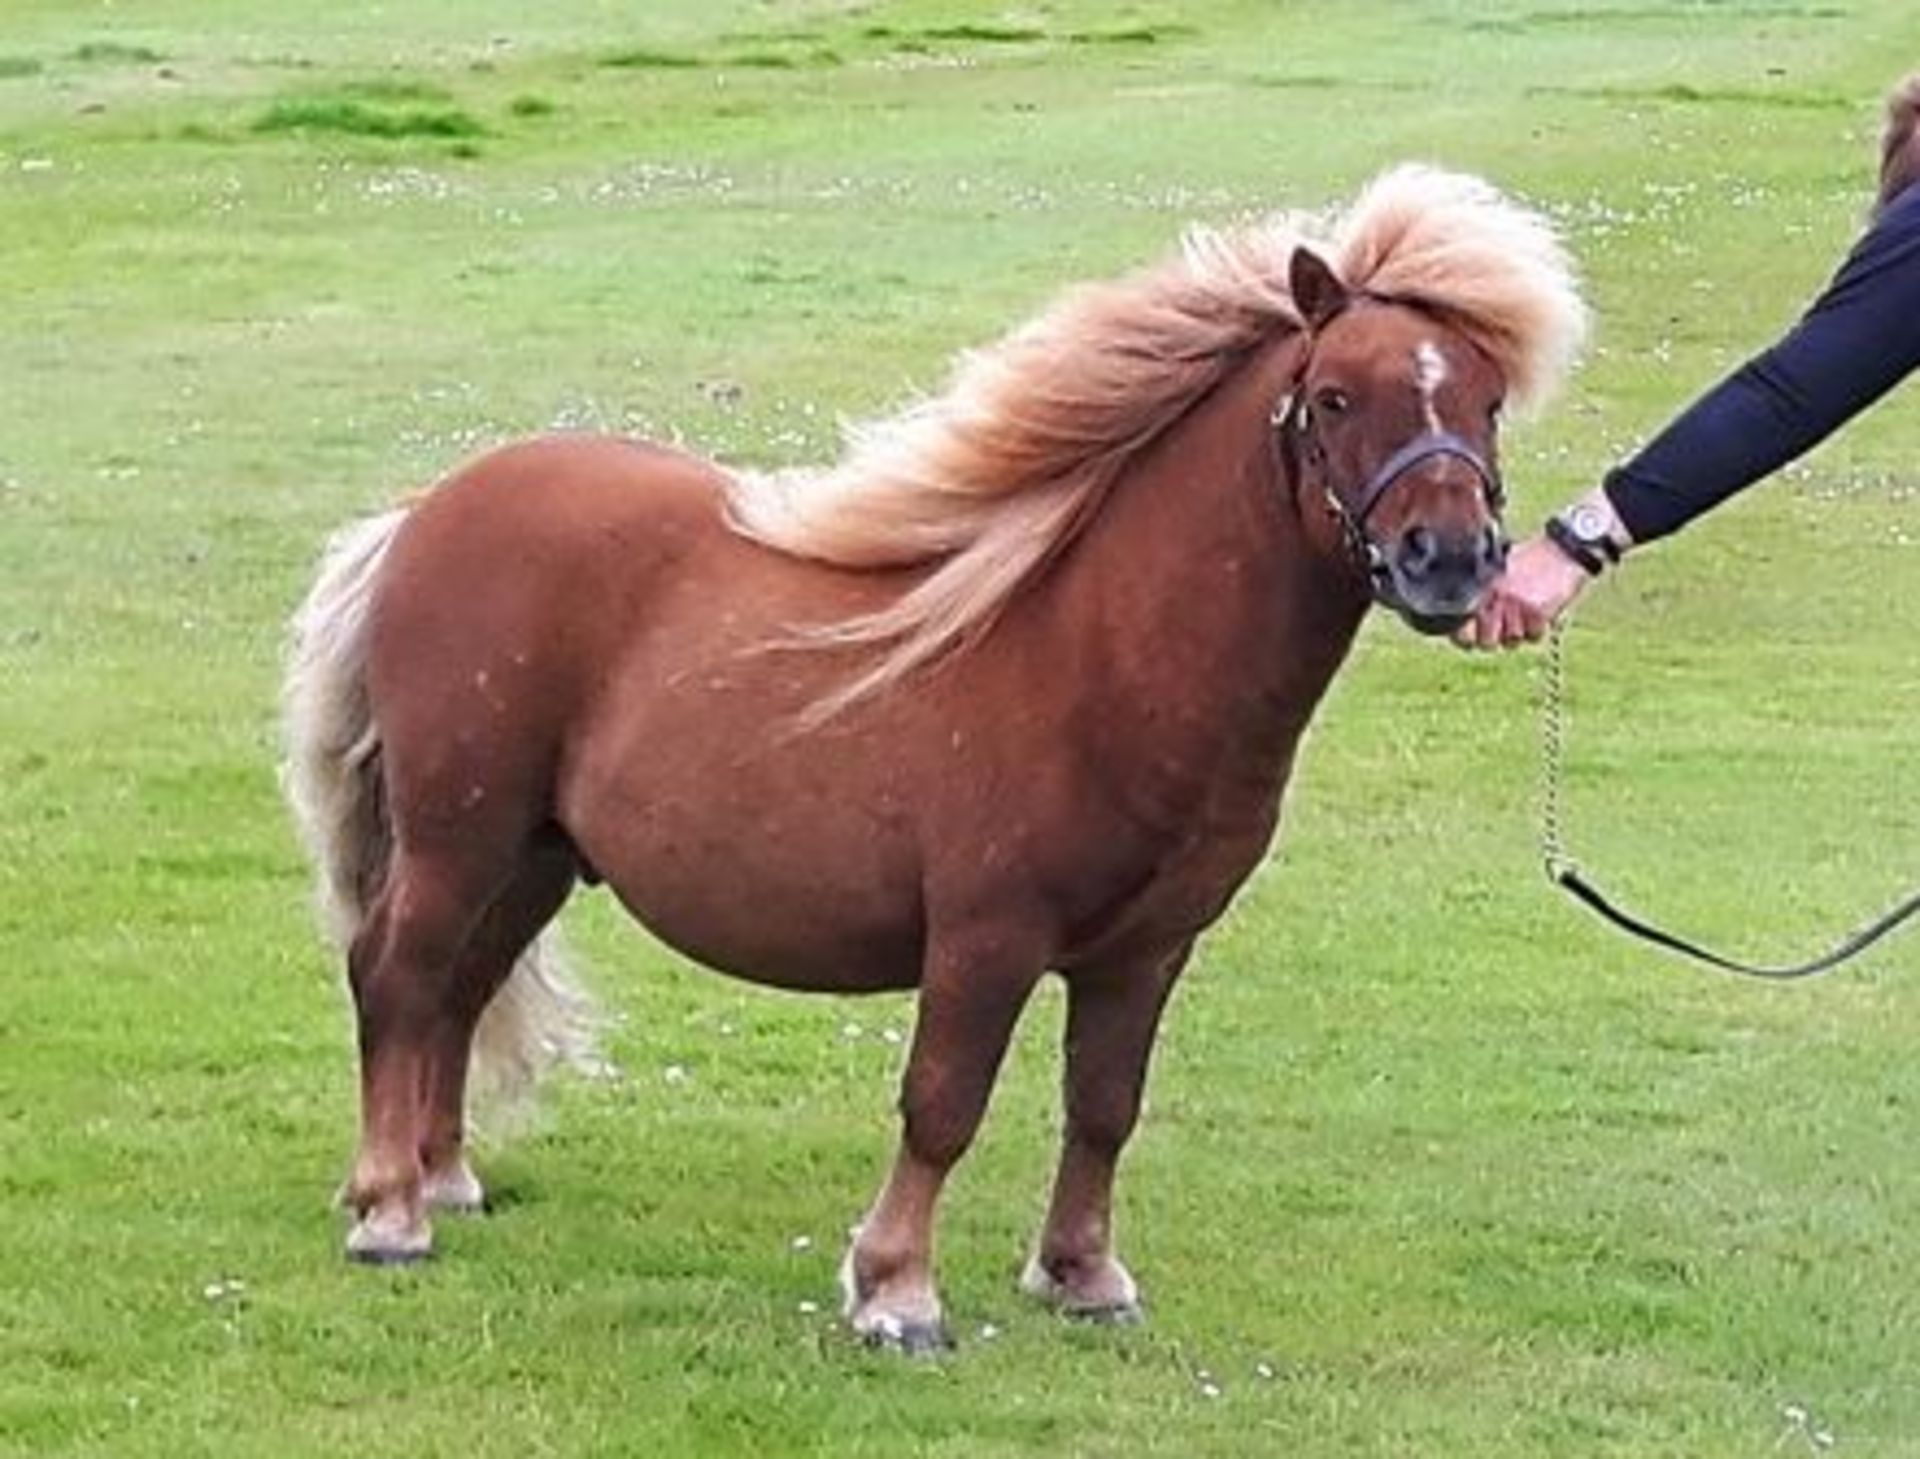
[{"x1": 1540, "y1": 616, "x2": 1575, "y2": 882}]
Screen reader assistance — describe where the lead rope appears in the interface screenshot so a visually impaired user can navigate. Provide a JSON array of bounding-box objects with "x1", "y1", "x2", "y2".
[
  {"x1": 1540, "y1": 617, "x2": 1575, "y2": 884},
  {"x1": 1540, "y1": 616, "x2": 1920, "y2": 979}
]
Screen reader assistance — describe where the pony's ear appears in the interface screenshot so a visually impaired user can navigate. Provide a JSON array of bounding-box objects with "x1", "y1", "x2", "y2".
[{"x1": 1289, "y1": 247, "x2": 1350, "y2": 330}]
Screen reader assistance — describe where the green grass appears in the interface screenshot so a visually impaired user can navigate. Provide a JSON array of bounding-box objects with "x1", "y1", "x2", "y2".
[
  {"x1": 3, "y1": 0, "x2": 1919, "y2": 1454},
  {"x1": 252, "y1": 98, "x2": 486, "y2": 140},
  {"x1": 251, "y1": 82, "x2": 485, "y2": 141},
  {"x1": 70, "y1": 41, "x2": 167, "y2": 65},
  {"x1": 600, "y1": 46, "x2": 705, "y2": 70}
]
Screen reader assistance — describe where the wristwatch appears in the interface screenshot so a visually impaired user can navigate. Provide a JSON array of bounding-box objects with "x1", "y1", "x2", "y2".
[{"x1": 1544, "y1": 501, "x2": 1624, "y2": 576}]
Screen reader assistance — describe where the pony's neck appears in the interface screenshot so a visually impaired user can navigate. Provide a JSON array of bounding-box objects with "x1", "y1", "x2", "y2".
[{"x1": 1049, "y1": 333, "x2": 1372, "y2": 783}]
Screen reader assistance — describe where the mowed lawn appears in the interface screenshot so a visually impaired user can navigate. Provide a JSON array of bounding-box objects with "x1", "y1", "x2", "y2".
[{"x1": 4, "y1": 1, "x2": 1919, "y2": 1454}]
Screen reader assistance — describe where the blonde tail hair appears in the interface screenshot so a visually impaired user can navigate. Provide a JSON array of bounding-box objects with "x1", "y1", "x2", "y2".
[{"x1": 280, "y1": 508, "x2": 598, "y2": 1117}]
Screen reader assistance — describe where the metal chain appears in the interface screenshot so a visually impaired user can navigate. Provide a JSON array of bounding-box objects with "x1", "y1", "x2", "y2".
[{"x1": 1539, "y1": 615, "x2": 1574, "y2": 882}]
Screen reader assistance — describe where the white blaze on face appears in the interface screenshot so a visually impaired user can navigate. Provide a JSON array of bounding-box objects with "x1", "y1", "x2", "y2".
[{"x1": 1413, "y1": 340, "x2": 1449, "y2": 431}]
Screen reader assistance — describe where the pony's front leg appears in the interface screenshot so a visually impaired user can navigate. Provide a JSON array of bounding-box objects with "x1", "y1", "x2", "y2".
[
  {"x1": 1022, "y1": 941, "x2": 1191, "y2": 1322},
  {"x1": 842, "y1": 928, "x2": 1044, "y2": 1354}
]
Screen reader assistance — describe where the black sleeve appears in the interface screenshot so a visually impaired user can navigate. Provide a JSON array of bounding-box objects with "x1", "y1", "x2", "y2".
[{"x1": 1601, "y1": 186, "x2": 1920, "y2": 544}]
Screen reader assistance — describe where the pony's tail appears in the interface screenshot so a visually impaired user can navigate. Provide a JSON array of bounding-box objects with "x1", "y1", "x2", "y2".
[
  {"x1": 282, "y1": 509, "x2": 405, "y2": 950},
  {"x1": 1879, "y1": 71, "x2": 1920, "y2": 212},
  {"x1": 281, "y1": 508, "x2": 600, "y2": 1118}
]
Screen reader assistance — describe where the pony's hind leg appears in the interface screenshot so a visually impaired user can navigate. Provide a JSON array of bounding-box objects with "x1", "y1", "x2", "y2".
[
  {"x1": 343, "y1": 847, "x2": 510, "y2": 1263},
  {"x1": 841, "y1": 924, "x2": 1045, "y2": 1353},
  {"x1": 1022, "y1": 941, "x2": 1191, "y2": 1322},
  {"x1": 416, "y1": 836, "x2": 579, "y2": 1216}
]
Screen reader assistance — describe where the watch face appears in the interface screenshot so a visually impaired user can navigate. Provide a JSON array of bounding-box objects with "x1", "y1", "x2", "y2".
[{"x1": 1568, "y1": 504, "x2": 1608, "y2": 541}]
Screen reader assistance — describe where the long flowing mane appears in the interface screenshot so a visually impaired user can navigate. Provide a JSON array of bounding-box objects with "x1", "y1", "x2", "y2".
[{"x1": 722, "y1": 164, "x2": 1586, "y2": 712}]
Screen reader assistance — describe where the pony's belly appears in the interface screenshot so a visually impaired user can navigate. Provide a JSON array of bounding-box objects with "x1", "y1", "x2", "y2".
[
  {"x1": 562, "y1": 750, "x2": 928, "y2": 994},
  {"x1": 596, "y1": 863, "x2": 925, "y2": 993}
]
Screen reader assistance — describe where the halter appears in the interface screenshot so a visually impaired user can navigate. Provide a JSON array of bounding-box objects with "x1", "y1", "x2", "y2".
[{"x1": 1272, "y1": 337, "x2": 1505, "y2": 609}]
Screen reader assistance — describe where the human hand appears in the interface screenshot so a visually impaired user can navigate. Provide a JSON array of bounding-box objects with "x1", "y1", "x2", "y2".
[{"x1": 1453, "y1": 536, "x2": 1593, "y2": 650}]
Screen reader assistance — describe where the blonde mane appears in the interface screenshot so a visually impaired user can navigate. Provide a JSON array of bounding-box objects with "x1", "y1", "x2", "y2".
[{"x1": 722, "y1": 165, "x2": 1587, "y2": 713}]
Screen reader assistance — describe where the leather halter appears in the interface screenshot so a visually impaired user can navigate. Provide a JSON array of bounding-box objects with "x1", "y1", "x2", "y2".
[{"x1": 1271, "y1": 334, "x2": 1505, "y2": 606}]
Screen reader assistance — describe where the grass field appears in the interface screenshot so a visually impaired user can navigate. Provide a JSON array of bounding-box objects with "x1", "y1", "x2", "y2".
[{"x1": 4, "y1": 1, "x2": 1920, "y2": 1454}]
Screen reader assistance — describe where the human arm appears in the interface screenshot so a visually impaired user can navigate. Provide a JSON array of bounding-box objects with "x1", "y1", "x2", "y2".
[
  {"x1": 1602, "y1": 185, "x2": 1920, "y2": 541},
  {"x1": 1458, "y1": 185, "x2": 1920, "y2": 650}
]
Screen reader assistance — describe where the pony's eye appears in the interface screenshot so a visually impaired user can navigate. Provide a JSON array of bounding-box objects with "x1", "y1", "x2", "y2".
[
  {"x1": 1314, "y1": 387, "x2": 1352, "y2": 416},
  {"x1": 1488, "y1": 399, "x2": 1506, "y2": 424}
]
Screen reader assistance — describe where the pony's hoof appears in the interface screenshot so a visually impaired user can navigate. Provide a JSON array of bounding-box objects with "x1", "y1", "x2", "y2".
[
  {"x1": 421, "y1": 1161, "x2": 487, "y2": 1215},
  {"x1": 857, "y1": 1314, "x2": 955, "y2": 1357},
  {"x1": 838, "y1": 1240, "x2": 951, "y2": 1356},
  {"x1": 345, "y1": 1209, "x2": 434, "y2": 1265},
  {"x1": 1064, "y1": 1299, "x2": 1144, "y2": 1326},
  {"x1": 345, "y1": 1241, "x2": 435, "y2": 1268},
  {"x1": 1020, "y1": 1253, "x2": 1142, "y2": 1323}
]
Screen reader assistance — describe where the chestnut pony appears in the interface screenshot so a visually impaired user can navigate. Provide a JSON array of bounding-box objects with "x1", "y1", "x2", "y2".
[{"x1": 284, "y1": 166, "x2": 1584, "y2": 1351}]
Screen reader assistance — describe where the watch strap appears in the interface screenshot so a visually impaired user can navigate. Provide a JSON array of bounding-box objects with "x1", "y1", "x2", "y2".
[{"x1": 1544, "y1": 514, "x2": 1608, "y2": 576}]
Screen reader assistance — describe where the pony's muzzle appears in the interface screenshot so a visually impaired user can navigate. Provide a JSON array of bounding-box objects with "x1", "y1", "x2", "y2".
[{"x1": 1385, "y1": 523, "x2": 1506, "y2": 633}]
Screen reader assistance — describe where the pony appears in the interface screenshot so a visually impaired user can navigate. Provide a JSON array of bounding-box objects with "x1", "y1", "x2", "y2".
[{"x1": 283, "y1": 164, "x2": 1584, "y2": 1352}]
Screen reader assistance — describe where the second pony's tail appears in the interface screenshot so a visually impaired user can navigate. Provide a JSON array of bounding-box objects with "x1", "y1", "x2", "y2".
[{"x1": 1879, "y1": 71, "x2": 1920, "y2": 212}]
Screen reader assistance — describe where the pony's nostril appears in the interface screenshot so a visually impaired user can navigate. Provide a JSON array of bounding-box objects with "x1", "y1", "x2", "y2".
[
  {"x1": 1401, "y1": 526, "x2": 1438, "y2": 574},
  {"x1": 1393, "y1": 525, "x2": 1497, "y2": 608}
]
